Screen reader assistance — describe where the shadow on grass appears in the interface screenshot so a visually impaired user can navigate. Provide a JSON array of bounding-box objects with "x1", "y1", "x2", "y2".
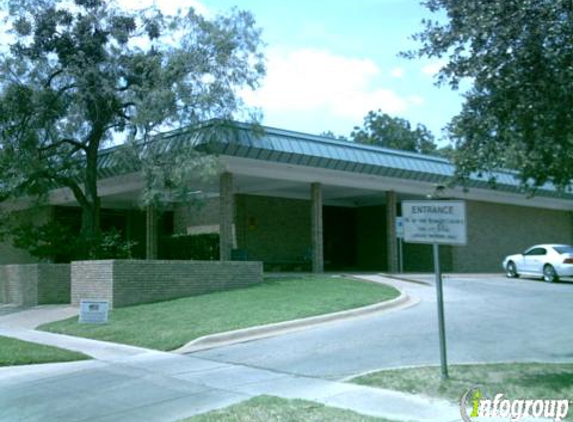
[
  {"x1": 508, "y1": 371, "x2": 573, "y2": 395},
  {"x1": 353, "y1": 363, "x2": 573, "y2": 404}
]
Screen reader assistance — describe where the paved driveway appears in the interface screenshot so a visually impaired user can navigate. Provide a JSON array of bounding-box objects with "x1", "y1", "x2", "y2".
[{"x1": 193, "y1": 275, "x2": 573, "y2": 380}]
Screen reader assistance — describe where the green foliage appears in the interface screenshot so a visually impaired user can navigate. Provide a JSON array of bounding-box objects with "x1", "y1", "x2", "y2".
[
  {"x1": 0, "y1": 336, "x2": 89, "y2": 367},
  {"x1": 408, "y1": 0, "x2": 573, "y2": 189},
  {"x1": 320, "y1": 130, "x2": 346, "y2": 140},
  {"x1": 10, "y1": 222, "x2": 136, "y2": 262},
  {"x1": 11, "y1": 222, "x2": 76, "y2": 262},
  {"x1": 124, "y1": 129, "x2": 220, "y2": 210},
  {"x1": 0, "y1": 0, "x2": 265, "y2": 258},
  {"x1": 85, "y1": 228, "x2": 137, "y2": 260},
  {"x1": 351, "y1": 110, "x2": 438, "y2": 155}
]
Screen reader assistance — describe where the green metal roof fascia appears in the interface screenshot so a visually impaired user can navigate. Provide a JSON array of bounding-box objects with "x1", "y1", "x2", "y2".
[
  {"x1": 93, "y1": 120, "x2": 572, "y2": 201},
  {"x1": 277, "y1": 150, "x2": 293, "y2": 164},
  {"x1": 185, "y1": 121, "x2": 453, "y2": 177},
  {"x1": 220, "y1": 127, "x2": 571, "y2": 198},
  {"x1": 268, "y1": 150, "x2": 284, "y2": 162},
  {"x1": 303, "y1": 135, "x2": 449, "y2": 176},
  {"x1": 257, "y1": 148, "x2": 273, "y2": 161},
  {"x1": 334, "y1": 160, "x2": 351, "y2": 172}
]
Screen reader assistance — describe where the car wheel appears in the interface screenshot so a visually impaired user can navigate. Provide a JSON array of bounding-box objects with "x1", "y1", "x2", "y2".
[
  {"x1": 543, "y1": 264, "x2": 559, "y2": 283},
  {"x1": 506, "y1": 261, "x2": 519, "y2": 278}
]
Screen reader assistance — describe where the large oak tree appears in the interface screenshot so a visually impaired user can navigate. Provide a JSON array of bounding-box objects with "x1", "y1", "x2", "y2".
[
  {"x1": 0, "y1": 0, "x2": 265, "y2": 256},
  {"x1": 351, "y1": 110, "x2": 438, "y2": 155},
  {"x1": 408, "y1": 0, "x2": 573, "y2": 190}
]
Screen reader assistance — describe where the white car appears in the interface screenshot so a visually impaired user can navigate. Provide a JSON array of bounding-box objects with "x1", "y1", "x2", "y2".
[{"x1": 503, "y1": 244, "x2": 573, "y2": 282}]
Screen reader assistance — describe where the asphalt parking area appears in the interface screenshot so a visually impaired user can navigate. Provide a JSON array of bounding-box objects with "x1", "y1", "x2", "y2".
[{"x1": 193, "y1": 273, "x2": 573, "y2": 379}]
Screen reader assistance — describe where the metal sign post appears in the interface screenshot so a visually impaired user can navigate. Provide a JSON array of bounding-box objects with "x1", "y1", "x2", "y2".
[
  {"x1": 396, "y1": 216, "x2": 404, "y2": 273},
  {"x1": 402, "y1": 200, "x2": 467, "y2": 381},
  {"x1": 398, "y1": 238, "x2": 404, "y2": 273},
  {"x1": 433, "y1": 242, "x2": 448, "y2": 380}
]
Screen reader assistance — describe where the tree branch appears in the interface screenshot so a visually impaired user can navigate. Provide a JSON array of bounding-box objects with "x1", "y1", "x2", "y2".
[
  {"x1": 50, "y1": 173, "x2": 89, "y2": 209},
  {"x1": 57, "y1": 84, "x2": 76, "y2": 96},
  {"x1": 39, "y1": 138, "x2": 86, "y2": 152},
  {"x1": 103, "y1": 121, "x2": 131, "y2": 132},
  {"x1": 44, "y1": 69, "x2": 64, "y2": 88}
]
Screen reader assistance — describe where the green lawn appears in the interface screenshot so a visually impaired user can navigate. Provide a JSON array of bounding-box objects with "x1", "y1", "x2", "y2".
[
  {"x1": 178, "y1": 395, "x2": 398, "y2": 422},
  {"x1": 40, "y1": 276, "x2": 399, "y2": 351},
  {"x1": 0, "y1": 336, "x2": 90, "y2": 367},
  {"x1": 352, "y1": 363, "x2": 573, "y2": 421}
]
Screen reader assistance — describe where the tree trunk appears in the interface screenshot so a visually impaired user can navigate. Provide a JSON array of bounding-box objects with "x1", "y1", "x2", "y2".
[
  {"x1": 79, "y1": 138, "x2": 102, "y2": 258},
  {"x1": 79, "y1": 198, "x2": 100, "y2": 257}
]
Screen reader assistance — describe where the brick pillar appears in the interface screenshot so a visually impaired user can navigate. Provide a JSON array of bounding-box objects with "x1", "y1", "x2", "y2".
[
  {"x1": 386, "y1": 190, "x2": 398, "y2": 272},
  {"x1": 220, "y1": 172, "x2": 234, "y2": 261},
  {"x1": 146, "y1": 205, "x2": 158, "y2": 260},
  {"x1": 311, "y1": 182, "x2": 324, "y2": 273}
]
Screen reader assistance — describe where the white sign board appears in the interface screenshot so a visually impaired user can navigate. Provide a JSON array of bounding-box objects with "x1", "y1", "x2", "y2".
[
  {"x1": 79, "y1": 300, "x2": 109, "y2": 324},
  {"x1": 395, "y1": 217, "x2": 404, "y2": 238},
  {"x1": 402, "y1": 200, "x2": 467, "y2": 245}
]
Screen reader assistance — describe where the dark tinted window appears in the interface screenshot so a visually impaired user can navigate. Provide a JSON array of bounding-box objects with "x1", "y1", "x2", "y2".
[
  {"x1": 525, "y1": 248, "x2": 547, "y2": 256},
  {"x1": 554, "y1": 246, "x2": 573, "y2": 254}
]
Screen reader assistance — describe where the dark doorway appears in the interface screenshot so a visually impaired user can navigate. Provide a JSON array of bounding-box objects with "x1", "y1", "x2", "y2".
[
  {"x1": 355, "y1": 205, "x2": 387, "y2": 271},
  {"x1": 323, "y1": 206, "x2": 357, "y2": 271}
]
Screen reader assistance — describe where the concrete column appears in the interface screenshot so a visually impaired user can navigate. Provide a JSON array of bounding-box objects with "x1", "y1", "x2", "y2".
[
  {"x1": 311, "y1": 182, "x2": 324, "y2": 273},
  {"x1": 219, "y1": 172, "x2": 234, "y2": 261},
  {"x1": 386, "y1": 190, "x2": 398, "y2": 273},
  {"x1": 146, "y1": 205, "x2": 158, "y2": 260}
]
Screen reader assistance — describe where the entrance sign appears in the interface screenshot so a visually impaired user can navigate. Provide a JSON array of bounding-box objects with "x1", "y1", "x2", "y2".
[
  {"x1": 400, "y1": 199, "x2": 467, "y2": 380},
  {"x1": 79, "y1": 300, "x2": 109, "y2": 324},
  {"x1": 402, "y1": 200, "x2": 467, "y2": 245}
]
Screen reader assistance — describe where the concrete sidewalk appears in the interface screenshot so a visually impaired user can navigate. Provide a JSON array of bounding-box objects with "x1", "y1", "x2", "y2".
[
  {"x1": 0, "y1": 326, "x2": 166, "y2": 361},
  {"x1": 0, "y1": 305, "x2": 78, "y2": 329},
  {"x1": 0, "y1": 351, "x2": 462, "y2": 422},
  {"x1": 0, "y1": 305, "x2": 159, "y2": 361}
]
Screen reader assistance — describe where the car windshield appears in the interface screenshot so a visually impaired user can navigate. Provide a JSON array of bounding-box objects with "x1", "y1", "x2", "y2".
[{"x1": 553, "y1": 246, "x2": 573, "y2": 254}]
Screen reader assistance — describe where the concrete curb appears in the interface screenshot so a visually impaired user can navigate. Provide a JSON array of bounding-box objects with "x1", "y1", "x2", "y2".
[
  {"x1": 374, "y1": 273, "x2": 433, "y2": 286},
  {"x1": 341, "y1": 358, "x2": 573, "y2": 382},
  {"x1": 174, "y1": 288, "x2": 417, "y2": 354}
]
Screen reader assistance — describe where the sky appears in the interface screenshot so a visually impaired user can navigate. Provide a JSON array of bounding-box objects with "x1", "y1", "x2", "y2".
[
  {"x1": 77, "y1": 0, "x2": 467, "y2": 144},
  {"x1": 187, "y1": 0, "x2": 465, "y2": 144}
]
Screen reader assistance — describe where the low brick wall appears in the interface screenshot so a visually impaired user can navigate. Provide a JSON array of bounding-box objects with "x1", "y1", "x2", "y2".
[
  {"x1": 71, "y1": 260, "x2": 263, "y2": 308},
  {"x1": 37, "y1": 264, "x2": 73, "y2": 304},
  {"x1": 0, "y1": 264, "x2": 70, "y2": 306}
]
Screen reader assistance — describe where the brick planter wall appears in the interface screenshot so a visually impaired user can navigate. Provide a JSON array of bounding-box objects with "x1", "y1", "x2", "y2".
[
  {"x1": 37, "y1": 264, "x2": 71, "y2": 304},
  {"x1": 0, "y1": 264, "x2": 70, "y2": 306},
  {"x1": 71, "y1": 260, "x2": 263, "y2": 308}
]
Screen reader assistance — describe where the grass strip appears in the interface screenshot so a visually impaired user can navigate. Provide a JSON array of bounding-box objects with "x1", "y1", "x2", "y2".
[
  {"x1": 40, "y1": 276, "x2": 399, "y2": 351},
  {"x1": 353, "y1": 362, "x2": 573, "y2": 420},
  {"x1": 178, "y1": 395, "x2": 398, "y2": 422},
  {"x1": 0, "y1": 335, "x2": 90, "y2": 367}
]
